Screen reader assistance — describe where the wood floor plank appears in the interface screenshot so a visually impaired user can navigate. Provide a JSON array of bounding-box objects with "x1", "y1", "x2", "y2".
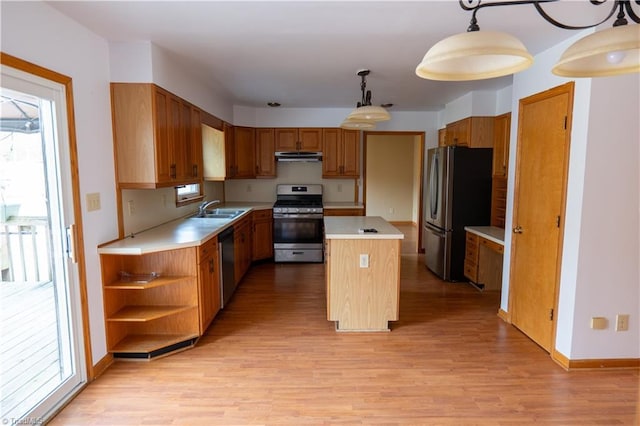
[{"x1": 50, "y1": 255, "x2": 639, "y2": 425}]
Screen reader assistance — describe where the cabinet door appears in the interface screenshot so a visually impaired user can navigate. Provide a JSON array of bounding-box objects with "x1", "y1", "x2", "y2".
[
  {"x1": 168, "y1": 94, "x2": 183, "y2": 181},
  {"x1": 274, "y1": 128, "x2": 298, "y2": 151},
  {"x1": 255, "y1": 128, "x2": 276, "y2": 178},
  {"x1": 153, "y1": 88, "x2": 173, "y2": 183},
  {"x1": 299, "y1": 128, "x2": 322, "y2": 151},
  {"x1": 183, "y1": 105, "x2": 203, "y2": 180},
  {"x1": 252, "y1": 210, "x2": 273, "y2": 260},
  {"x1": 341, "y1": 129, "x2": 360, "y2": 177},
  {"x1": 438, "y1": 128, "x2": 447, "y2": 147},
  {"x1": 322, "y1": 128, "x2": 341, "y2": 177},
  {"x1": 453, "y1": 118, "x2": 470, "y2": 146},
  {"x1": 493, "y1": 113, "x2": 511, "y2": 177},
  {"x1": 199, "y1": 251, "x2": 220, "y2": 333},
  {"x1": 224, "y1": 122, "x2": 235, "y2": 178},
  {"x1": 233, "y1": 127, "x2": 256, "y2": 178}
]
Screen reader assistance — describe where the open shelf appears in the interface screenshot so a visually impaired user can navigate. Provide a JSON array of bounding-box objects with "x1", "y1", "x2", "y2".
[
  {"x1": 111, "y1": 333, "x2": 199, "y2": 354},
  {"x1": 107, "y1": 305, "x2": 195, "y2": 322},
  {"x1": 105, "y1": 275, "x2": 191, "y2": 290}
]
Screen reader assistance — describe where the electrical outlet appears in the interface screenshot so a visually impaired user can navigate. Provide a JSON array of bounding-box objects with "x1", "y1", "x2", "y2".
[
  {"x1": 127, "y1": 200, "x2": 135, "y2": 216},
  {"x1": 246, "y1": 184, "x2": 252, "y2": 192},
  {"x1": 616, "y1": 314, "x2": 629, "y2": 332},
  {"x1": 86, "y1": 192, "x2": 101, "y2": 212},
  {"x1": 161, "y1": 194, "x2": 167, "y2": 207},
  {"x1": 337, "y1": 184, "x2": 343, "y2": 192},
  {"x1": 389, "y1": 207, "x2": 395, "y2": 214},
  {"x1": 590, "y1": 317, "x2": 607, "y2": 330},
  {"x1": 359, "y1": 254, "x2": 369, "y2": 268}
]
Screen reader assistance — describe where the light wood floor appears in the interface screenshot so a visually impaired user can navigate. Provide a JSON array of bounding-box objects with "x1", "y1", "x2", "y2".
[{"x1": 51, "y1": 255, "x2": 638, "y2": 425}]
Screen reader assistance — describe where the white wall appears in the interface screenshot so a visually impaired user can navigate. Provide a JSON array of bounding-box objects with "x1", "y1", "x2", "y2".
[
  {"x1": 1, "y1": 1, "x2": 117, "y2": 362},
  {"x1": 224, "y1": 162, "x2": 356, "y2": 204},
  {"x1": 571, "y1": 71, "x2": 639, "y2": 359},
  {"x1": 501, "y1": 28, "x2": 639, "y2": 359},
  {"x1": 440, "y1": 90, "x2": 499, "y2": 127}
]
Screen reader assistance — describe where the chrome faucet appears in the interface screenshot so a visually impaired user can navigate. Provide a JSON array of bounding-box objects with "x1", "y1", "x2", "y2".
[{"x1": 198, "y1": 199, "x2": 220, "y2": 216}]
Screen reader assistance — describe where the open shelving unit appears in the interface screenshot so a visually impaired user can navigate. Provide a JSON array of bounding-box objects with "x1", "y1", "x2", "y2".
[{"x1": 100, "y1": 247, "x2": 200, "y2": 359}]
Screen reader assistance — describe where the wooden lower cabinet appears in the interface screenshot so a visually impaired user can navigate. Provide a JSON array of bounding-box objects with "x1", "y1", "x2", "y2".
[
  {"x1": 100, "y1": 248, "x2": 200, "y2": 359},
  {"x1": 234, "y1": 215, "x2": 252, "y2": 284},
  {"x1": 252, "y1": 209, "x2": 273, "y2": 261},
  {"x1": 197, "y1": 237, "x2": 220, "y2": 334},
  {"x1": 464, "y1": 232, "x2": 479, "y2": 283},
  {"x1": 464, "y1": 231, "x2": 504, "y2": 291}
]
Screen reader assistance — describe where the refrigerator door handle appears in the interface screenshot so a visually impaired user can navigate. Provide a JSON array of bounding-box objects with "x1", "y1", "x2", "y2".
[{"x1": 429, "y1": 151, "x2": 439, "y2": 220}]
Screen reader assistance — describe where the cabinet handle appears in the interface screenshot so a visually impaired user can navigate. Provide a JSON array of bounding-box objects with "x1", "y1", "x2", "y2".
[
  {"x1": 209, "y1": 258, "x2": 215, "y2": 273},
  {"x1": 513, "y1": 226, "x2": 523, "y2": 234},
  {"x1": 170, "y1": 164, "x2": 177, "y2": 179},
  {"x1": 192, "y1": 164, "x2": 198, "y2": 177}
]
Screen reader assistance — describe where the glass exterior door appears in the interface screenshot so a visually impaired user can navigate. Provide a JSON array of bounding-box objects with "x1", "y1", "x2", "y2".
[{"x1": 1, "y1": 66, "x2": 86, "y2": 424}]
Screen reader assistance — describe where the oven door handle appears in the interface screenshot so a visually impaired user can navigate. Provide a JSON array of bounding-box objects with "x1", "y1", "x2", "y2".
[{"x1": 273, "y1": 213, "x2": 324, "y2": 219}]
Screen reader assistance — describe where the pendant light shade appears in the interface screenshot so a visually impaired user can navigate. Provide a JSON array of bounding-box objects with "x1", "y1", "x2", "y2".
[
  {"x1": 552, "y1": 25, "x2": 640, "y2": 77},
  {"x1": 340, "y1": 118, "x2": 376, "y2": 130},
  {"x1": 416, "y1": 31, "x2": 534, "y2": 81},
  {"x1": 347, "y1": 105, "x2": 391, "y2": 122}
]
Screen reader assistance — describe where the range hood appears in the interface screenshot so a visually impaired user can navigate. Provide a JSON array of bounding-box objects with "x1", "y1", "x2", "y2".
[{"x1": 275, "y1": 151, "x2": 322, "y2": 162}]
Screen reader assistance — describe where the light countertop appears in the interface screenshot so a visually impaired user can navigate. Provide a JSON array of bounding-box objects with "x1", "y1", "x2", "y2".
[
  {"x1": 324, "y1": 216, "x2": 404, "y2": 240},
  {"x1": 98, "y1": 202, "x2": 270, "y2": 255},
  {"x1": 464, "y1": 226, "x2": 505, "y2": 245}
]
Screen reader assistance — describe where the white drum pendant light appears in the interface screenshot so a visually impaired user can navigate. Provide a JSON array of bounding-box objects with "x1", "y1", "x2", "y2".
[
  {"x1": 416, "y1": 30, "x2": 533, "y2": 81},
  {"x1": 553, "y1": 24, "x2": 640, "y2": 77},
  {"x1": 416, "y1": 0, "x2": 640, "y2": 81},
  {"x1": 340, "y1": 118, "x2": 377, "y2": 130},
  {"x1": 341, "y1": 69, "x2": 390, "y2": 125}
]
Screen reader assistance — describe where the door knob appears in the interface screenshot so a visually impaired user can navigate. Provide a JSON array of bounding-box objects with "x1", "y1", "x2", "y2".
[{"x1": 513, "y1": 226, "x2": 523, "y2": 234}]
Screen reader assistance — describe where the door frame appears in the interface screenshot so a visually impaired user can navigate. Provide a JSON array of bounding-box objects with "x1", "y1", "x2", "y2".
[
  {"x1": 0, "y1": 53, "x2": 94, "y2": 377},
  {"x1": 508, "y1": 82, "x2": 574, "y2": 359},
  {"x1": 363, "y1": 131, "x2": 425, "y2": 253}
]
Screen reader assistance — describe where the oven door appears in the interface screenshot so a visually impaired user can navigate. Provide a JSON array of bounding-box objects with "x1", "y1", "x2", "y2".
[{"x1": 273, "y1": 213, "x2": 324, "y2": 262}]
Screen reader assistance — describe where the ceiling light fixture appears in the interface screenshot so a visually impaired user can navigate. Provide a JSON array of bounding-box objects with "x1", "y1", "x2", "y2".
[
  {"x1": 415, "y1": 0, "x2": 640, "y2": 81},
  {"x1": 342, "y1": 69, "x2": 391, "y2": 127}
]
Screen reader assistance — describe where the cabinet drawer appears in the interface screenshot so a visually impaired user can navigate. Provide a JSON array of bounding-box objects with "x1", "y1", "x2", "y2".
[
  {"x1": 466, "y1": 232, "x2": 479, "y2": 245},
  {"x1": 480, "y1": 237, "x2": 504, "y2": 254},
  {"x1": 464, "y1": 260, "x2": 478, "y2": 282},
  {"x1": 465, "y1": 245, "x2": 478, "y2": 261},
  {"x1": 252, "y1": 209, "x2": 273, "y2": 221},
  {"x1": 198, "y1": 236, "x2": 218, "y2": 261}
]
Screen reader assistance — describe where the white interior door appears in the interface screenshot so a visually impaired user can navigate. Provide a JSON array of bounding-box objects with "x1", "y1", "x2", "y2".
[{"x1": 0, "y1": 65, "x2": 86, "y2": 423}]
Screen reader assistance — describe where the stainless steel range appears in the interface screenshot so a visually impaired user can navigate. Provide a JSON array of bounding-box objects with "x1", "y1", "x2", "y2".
[{"x1": 273, "y1": 184, "x2": 324, "y2": 263}]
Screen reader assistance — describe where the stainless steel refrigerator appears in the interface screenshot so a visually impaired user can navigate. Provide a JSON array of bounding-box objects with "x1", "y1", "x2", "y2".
[{"x1": 424, "y1": 146, "x2": 493, "y2": 281}]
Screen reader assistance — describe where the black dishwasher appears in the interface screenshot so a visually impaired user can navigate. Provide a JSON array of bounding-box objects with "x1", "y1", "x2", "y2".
[{"x1": 218, "y1": 226, "x2": 235, "y2": 308}]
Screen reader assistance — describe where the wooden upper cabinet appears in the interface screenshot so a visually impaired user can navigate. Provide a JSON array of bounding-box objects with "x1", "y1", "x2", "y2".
[
  {"x1": 445, "y1": 117, "x2": 494, "y2": 148},
  {"x1": 111, "y1": 83, "x2": 203, "y2": 188},
  {"x1": 255, "y1": 128, "x2": 276, "y2": 178},
  {"x1": 231, "y1": 126, "x2": 256, "y2": 179},
  {"x1": 298, "y1": 128, "x2": 322, "y2": 151},
  {"x1": 274, "y1": 127, "x2": 323, "y2": 152},
  {"x1": 274, "y1": 128, "x2": 298, "y2": 151},
  {"x1": 438, "y1": 128, "x2": 447, "y2": 147},
  {"x1": 223, "y1": 122, "x2": 235, "y2": 178},
  {"x1": 493, "y1": 112, "x2": 511, "y2": 177},
  {"x1": 322, "y1": 128, "x2": 359, "y2": 178}
]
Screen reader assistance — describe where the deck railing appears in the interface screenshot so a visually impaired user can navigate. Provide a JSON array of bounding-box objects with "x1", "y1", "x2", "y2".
[{"x1": 0, "y1": 216, "x2": 51, "y2": 283}]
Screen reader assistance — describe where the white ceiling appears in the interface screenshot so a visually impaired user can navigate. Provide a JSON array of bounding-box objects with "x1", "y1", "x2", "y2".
[{"x1": 48, "y1": 1, "x2": 614, "y2": 111}]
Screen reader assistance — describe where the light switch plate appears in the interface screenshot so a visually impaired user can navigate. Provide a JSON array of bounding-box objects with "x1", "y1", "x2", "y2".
[
  {"x1": 86, "y1": 192, "x2": 101, "y2": 212},
  {"x1": 590, "y1": 317, "x2": 607, "y2": 330},
  {"x1": 359, "y1": 254, "x2": 369, "y2": 268}
]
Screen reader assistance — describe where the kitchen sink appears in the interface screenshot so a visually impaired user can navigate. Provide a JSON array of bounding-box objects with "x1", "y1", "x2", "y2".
[{"x1": 192, "y1": 208, "x2": 246, "y2": 219}]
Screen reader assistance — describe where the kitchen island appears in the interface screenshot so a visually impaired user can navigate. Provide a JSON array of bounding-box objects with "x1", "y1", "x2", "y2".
[{"x1": 324, "y1": 216, "x2": 403, "y2": 332}]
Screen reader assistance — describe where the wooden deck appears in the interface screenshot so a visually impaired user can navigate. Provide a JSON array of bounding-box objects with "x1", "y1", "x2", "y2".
[
  {"x1": 1, "y1": 280, "x2": 62, "y2": 420},
  {"x1": 51, "y1": 255, "x2": 639, "y2": 425}
]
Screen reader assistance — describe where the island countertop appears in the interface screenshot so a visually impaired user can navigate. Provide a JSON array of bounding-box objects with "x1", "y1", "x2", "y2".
[{"x1": 324, "y1": 216, "x2": 404, "y2": 240}]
